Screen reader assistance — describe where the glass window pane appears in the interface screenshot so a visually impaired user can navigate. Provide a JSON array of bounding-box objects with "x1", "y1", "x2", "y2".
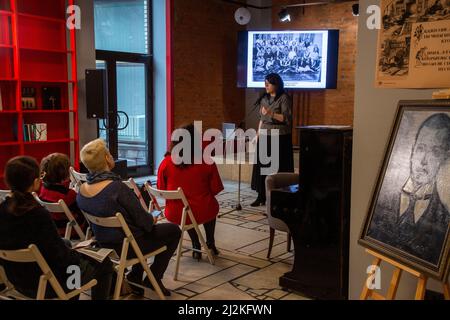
[
  {"x1": 94, "y1": 0, "x2": 149, "y2": 54},
  {"x1": 117, "y1": 62, "x2": 148, "y2": 167},
  {"x1": 96, "y1": 60, "x2": 108, "y2": 142}
]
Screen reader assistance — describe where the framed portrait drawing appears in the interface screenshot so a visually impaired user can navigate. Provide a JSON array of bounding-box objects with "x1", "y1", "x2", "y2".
[{"x1": 359, "y1": 100, "x2": 450, "y2": 281}]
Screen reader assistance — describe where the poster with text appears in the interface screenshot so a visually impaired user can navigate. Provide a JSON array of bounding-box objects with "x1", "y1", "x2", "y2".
[{"x1": 376, "y1": 0, "x2": 450, "y2": 88}]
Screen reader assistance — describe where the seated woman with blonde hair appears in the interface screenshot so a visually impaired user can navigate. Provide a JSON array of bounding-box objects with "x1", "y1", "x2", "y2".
[{"x1": 76, "y1": 139, "x2": 180, "y2": 296}]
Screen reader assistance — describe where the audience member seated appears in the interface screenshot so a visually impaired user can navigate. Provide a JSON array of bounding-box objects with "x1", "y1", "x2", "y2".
[
  {"x1": 39, "y1": 153, "x2": 87, "y2": 238},
  {"x1": 76, "y1": 139, "x2": 180, "y2": 297},
  {"x1": 0, "y1": 156, "x2": 114, "y2": 300},
  {"x1": 157, "y1": 123, "x2": 224, "y2": 261}
]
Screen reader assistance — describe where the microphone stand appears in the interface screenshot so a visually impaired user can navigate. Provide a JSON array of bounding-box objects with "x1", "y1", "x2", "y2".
[
  {"x1": 219, "y1": 95, "x2": 262, "y2": 218},
  {"x1": 219, "y1": 127, "x2": 244, "y2": 217}
]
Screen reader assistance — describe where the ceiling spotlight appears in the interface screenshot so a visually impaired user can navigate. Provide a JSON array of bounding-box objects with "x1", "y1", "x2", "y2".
[
  {"x1": 278, "y1": 8, "x2": 291, "y2": 23},
  {"x1": 352, "y1": 4, "x2": 359, "y2": 17}
]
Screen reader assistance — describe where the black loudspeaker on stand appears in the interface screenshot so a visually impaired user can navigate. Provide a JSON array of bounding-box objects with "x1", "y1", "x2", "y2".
[{"x1": 85, "y1": 69, "x2": 107, "y2": 119}]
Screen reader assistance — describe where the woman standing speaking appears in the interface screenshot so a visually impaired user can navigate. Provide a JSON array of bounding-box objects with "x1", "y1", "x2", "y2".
[{"x1": 251, "y1": 73, "x2": 294, "y2": 207}]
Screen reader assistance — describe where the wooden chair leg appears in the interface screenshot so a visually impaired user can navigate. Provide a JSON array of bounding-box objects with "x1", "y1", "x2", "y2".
[
  {"x1": 113, "y1": 265, "x2": 126, "y2": 300},
  {"x1": 85, "y1": 227, "x2": 92, "y2": 241},
  {"x1": 64, "y1": 222, "x2": 72, "y2": 241},
  {"x1": 186, "y1": 209, "x2": 214, "y2": 265},
  {"x1": 0, "y1": 266, "x2": 13, "y2": 291},
  {"x1": 287, "y1": 233, "x2": 292, "y2": 252},
  {"x1": 194, "y1": 223, "x2": 215, "y2": 265},
  {"x1": 141, "y1": 261, "x2": 166, "y2": 300},
  {"x1": 36, "y1": 276, "x2": 48, "y2": 300},
  {"x1": 267, "y1": 228, "x2": 275, "y2": 259},
  {"x1": 174, "y1": 209, "x2": 189, "y2": 281},
  {"x1": 173, "y1": 230, "x2": 184, "y2": 281}
]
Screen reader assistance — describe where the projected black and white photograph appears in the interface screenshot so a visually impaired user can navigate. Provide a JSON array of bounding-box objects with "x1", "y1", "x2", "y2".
[
  {"x1": 359, "y1": 101, "x2": 450, "y2": 281},
  {"x1": 248, "y1": 31, "x2": 326, "y2": 87}
]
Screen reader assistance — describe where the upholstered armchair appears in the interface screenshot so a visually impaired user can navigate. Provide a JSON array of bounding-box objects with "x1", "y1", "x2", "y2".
[{"x1": 265, "y1": 172, "x2": 299, "y2": 259}]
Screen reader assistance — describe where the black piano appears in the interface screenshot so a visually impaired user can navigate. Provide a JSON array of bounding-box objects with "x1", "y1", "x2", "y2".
[{"x1": 271, "y1": 126, "x2": 353, "y2": 300}]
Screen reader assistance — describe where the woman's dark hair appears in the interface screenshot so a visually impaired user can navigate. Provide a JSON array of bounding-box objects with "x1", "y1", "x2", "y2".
[
  {"x1": 4, "y1": 156, "x2": 41, "y2": 216},
  {"x1": 265, "y1": 73, "x2": 285, "y2": 97},
  {"x1": 256, "y1": 73, "x2": 286, "y2": 106},
  {"x1": 166, "y1": 123, "x2": 200, "y2": 168},
  {"x1": 40, "y1": 153, "x2": 71, "y2": 185}
]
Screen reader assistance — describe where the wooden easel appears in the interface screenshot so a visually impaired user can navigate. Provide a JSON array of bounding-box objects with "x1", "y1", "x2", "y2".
[
  {"x1": 361, "y1": 249, "x2": 450, "y2": 300},
  {"x1": 432, "y1": 89, "x2": 450, "y2": 99}
]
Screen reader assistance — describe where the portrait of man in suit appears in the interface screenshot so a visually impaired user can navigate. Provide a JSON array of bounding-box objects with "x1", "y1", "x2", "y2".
[{"x1": 368, "y1": 113, "x2": 450, "y2": 266}]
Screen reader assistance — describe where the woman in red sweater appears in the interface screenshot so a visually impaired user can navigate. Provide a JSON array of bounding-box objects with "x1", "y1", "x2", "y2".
[{"x1": 157, "y1": 124, "x2": 224, "y2": 260}]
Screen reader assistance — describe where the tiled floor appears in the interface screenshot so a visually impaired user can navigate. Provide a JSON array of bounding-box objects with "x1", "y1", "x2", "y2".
[{"x1": 84, "y1": 181, "x2": 309, "y2": 301}]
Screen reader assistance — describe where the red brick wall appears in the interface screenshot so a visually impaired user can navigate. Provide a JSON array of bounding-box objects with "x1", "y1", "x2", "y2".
[
  {"x1": 173, "y1": 0, "x2": 246, "y2": 130},
  {"x1": 272, "y1": 0, "x2": 358, "y2": 135},
  {"x1": 172, "y1": 0, "x2": 357, "y2": 138}
]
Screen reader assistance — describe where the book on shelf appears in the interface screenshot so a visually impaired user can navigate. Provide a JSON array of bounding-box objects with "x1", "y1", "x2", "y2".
[
  {"x1": 35, "y1": 123, "x2": 47, "y2": 141},
  {"x1": 23, "y1": 124, "x2": 29, "y2": 142},
  {"x1": 12, "y1": 120, "x2": 17, "y2": 141},
  {"x1": 0, "y1": 86, "x2": 3, "y2": 111},
  {"x1": 23, "y1": 123, "x2": 47, "y2": 142},
  {"x1": 74, "y1": 240, "x2": 119, "y2": 263},
  {"x1": 21, "y1": 87, "x2": 36, "y2": 110},
  {"x1": 42, "y1": 87, "x2": 61, "y2": 110}
]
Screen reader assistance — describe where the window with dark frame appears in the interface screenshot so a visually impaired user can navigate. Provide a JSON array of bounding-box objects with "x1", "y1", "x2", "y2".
[{"x1": 93, "y1": 0, "x2": 153, "y2": 176}]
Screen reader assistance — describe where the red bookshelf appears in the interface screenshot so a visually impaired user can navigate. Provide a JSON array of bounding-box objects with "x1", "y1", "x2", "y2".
[{"x1": 0, "y1": 0, "x2": 79, "y2": 189}]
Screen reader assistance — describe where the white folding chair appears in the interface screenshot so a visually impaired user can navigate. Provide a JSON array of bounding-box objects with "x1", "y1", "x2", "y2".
[
  {"x1": 69, "y1": 167, "x2": 87, "y2": 193},
  {"x1": 33, "y1": 193, "x2": 87, "y2": 241},
  {"x1": 0, "y1": 190, "x2": 10, "y2": 203},
  {"x1": 144, "y1": 182, "x2": 165, "y2": 215},
  {"x1": 0, "y1": 244, "x2": 96, "y2": 300},
  {"x1": 145, "y1": 185, "x2": 215, "y2": 281},
  {"x1": 80, "y1": 211, "x2": 167, "y2": 300},
  {"x1": 122, "y1": 178, "x2": 149, "y2": 212}
]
